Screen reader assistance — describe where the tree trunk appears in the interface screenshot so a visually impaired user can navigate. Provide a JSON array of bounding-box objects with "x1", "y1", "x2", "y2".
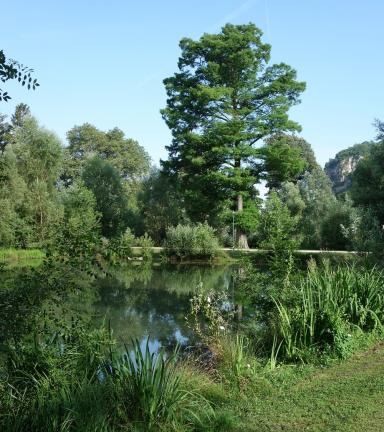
[
  {"x1": 236, "y1": 304, "x2": 243, "y2": 321},
  {"x1": 235, "y1": 194, "x2": 249, "y2": 248},
  {"x1": 36, "y1": 176, "x2": 44, "y2": 241}
]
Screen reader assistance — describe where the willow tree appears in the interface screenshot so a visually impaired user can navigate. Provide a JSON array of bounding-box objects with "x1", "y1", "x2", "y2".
[{"x1": 161, "y1": 23, "x2": 306, "y2": 247}]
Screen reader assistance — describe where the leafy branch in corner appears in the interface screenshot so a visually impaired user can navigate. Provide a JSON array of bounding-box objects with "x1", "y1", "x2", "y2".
[{"x1": 0, "y1": 49, "x2": 39, "y2": 102}]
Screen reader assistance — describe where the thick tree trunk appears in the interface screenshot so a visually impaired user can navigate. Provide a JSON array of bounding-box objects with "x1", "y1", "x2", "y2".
[{"x1": 235, "y1": 194, "x2": 249, "y2": 248}]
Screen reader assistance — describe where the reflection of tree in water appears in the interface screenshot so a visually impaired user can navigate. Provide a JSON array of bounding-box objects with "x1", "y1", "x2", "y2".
[
  {"x1": 92, "y1": 263, "x2": 237, "y2": 346},
  {"x1": 4, "y1": 262, "x2": 238, "y2": 348},
  {"x1": 4, "y1": 263, "x2": 100, "y2": 321}
]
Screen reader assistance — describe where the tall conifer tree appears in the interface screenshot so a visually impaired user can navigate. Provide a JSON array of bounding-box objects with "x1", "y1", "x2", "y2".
[{"x1": 161, "y1": 23, "x2": 306, "y2": 247}]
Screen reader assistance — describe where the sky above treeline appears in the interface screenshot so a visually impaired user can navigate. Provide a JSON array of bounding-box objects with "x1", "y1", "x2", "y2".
[{"x1": 1, "y1": 0, "x2": 383, "y2": 169}]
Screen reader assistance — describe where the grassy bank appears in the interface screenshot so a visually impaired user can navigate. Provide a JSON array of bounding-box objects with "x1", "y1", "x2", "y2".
[
  {"x1": 250, "y1": 340, "x2": 384, "y2": 431},
  {"x1": 1, "y1": 236, "x2": 383, "y2": 431},
  {"x1": 188, "y1": 337, "x2": 384, "y2": 431},
  {"x1": 0, "y1": 248, "x2": 46, "y2": 261}
]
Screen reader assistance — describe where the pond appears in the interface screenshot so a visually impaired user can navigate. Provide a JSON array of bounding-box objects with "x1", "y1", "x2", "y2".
[
  {"x1": 3, "y1": 260, "x2": 243, "y2": 353},
  {"x1": 90, "y1": 262, "x2": 240, "y2": 353}
]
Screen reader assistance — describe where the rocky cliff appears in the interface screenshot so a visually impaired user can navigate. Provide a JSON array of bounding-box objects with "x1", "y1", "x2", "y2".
[
  {"x1": 324, "y1": 156, "x2": 363, "y2": 194},
  {"x1": 324, "y1": 141, "x2": 373, "y2": 195}
]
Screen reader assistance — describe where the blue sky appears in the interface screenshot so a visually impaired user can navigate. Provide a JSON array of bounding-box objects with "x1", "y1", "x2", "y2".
[{"x1": 1, "y1": 0, "x2": 383, "y2": 170}]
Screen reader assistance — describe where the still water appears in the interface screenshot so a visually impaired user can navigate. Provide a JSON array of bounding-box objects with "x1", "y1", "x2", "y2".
[{"x1": 89, "y1": 262, "x2": 239, "y2": 353}]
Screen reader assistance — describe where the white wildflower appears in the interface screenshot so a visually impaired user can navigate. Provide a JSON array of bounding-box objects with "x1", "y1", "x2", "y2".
[
  {"x1": 348, "y1": 334, "x2": 352, "y2": 337},
  {"x1": 219, "y1": 325, "x2": 225, "y2": 330}
]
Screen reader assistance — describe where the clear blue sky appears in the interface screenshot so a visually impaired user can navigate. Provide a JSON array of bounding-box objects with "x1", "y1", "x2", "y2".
[{"x1": 2, "y1": 0, "x2": 383, "y2": 170}]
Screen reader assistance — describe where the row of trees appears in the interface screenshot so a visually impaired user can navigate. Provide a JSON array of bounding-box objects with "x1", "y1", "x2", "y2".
[
  {"x1": 1, "y1": 24, "x2": 382, "y2": 253},
  {"x1": 0, "y1": 104, "x2": 151, "y2": 247},
  {"x1": 0, "y1": 101, "x2": 342, "y2": 251}
]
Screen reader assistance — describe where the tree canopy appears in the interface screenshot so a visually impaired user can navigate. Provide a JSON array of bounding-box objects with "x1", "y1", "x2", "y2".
[
  {"x1": 350, "y1": 141, "x2": 384, "y2": 223},
  {"x1": 81, "y1": 155, "x2": 129, "y2": 238},
  {"x1": 62, "y1": 123, "x2": 151, "y2": 207},
  {"x1": 0, "y1": 114, "x2": 64, "y2": 246},
  {"x1": 264, "y1": 134, "x2": 319, "y2": 190},
  {"x1": 161, "y1": 23, "x2": 306, "y2": 247}
]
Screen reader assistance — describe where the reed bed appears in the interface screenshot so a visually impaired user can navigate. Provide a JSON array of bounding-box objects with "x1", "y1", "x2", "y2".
[{"x1": 275, "y1": 262, "x2": 384, "y2": 361}]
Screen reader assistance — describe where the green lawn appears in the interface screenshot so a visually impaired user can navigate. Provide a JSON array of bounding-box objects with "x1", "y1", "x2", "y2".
[{"x1": 234, "y1": 341, "x2": 384, "y2": 431}]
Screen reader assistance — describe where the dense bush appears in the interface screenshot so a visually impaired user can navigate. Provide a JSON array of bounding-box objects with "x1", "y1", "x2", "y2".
[{"x1": 163, "y1": 222, "x2": 220, "y2": 260}]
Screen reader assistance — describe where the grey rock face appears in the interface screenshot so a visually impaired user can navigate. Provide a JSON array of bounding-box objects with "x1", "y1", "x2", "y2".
[{"x1": 324, "y1": 155, "x2": 364, "y2": 195}]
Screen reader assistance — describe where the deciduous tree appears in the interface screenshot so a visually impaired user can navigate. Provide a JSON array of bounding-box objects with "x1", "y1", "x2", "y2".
[
  {"x1": 63, "y1": 123, "x2": 151, "y2": 207},
  {"x1": 264, "y1": 134, "x2": 319, "y2": 190},
  {"x1": 13, "y1": 115, "x2": 64, "y2": 244},
  {"x1": 81, "y1": 155, "x2": 129, "y2": 237}
]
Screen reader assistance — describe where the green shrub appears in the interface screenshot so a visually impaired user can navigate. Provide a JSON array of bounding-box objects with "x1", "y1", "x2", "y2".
[
  {"x1": 163, "y1": 222, "x2": 220, "y2": 260},
  {"x1": 137, "y1": 232, "x2": 154, "y2": 260}
]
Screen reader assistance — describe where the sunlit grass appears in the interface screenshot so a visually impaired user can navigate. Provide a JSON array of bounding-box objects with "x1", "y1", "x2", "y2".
[{"x1": 0, "y1": 248, "x2": 45, "y2": 261}]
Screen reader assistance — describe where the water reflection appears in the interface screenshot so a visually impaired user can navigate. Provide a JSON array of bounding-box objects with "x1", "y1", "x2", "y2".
[
  {"x1": 92, "y1": 262, "x2": 238, "y2": 352},
  {"x1": 2, "y1": 261, "x2": 240, "y2": 354}
]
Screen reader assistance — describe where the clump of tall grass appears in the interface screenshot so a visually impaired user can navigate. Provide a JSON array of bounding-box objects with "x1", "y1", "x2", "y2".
[
  {"x1": 103, "y1": 338, "x2": 213, "y2": 429},
  {"x1": 275, "y1": 261, "x2": 384, "y2": 362},
  {"x1": 0, "y1": 327, "x2": 212, "y2": 431}
]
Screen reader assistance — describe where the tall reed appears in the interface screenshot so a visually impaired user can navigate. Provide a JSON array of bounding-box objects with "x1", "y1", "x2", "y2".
[
  {"x1": 104, "y1": 338, "x2": 205, "y2": 428},
  {"x1": 1, "y1": 330, "x2": 211, "y2": 431},
  {"x1": 275, "y1": 263, "x2": 384, "y2": 361}
]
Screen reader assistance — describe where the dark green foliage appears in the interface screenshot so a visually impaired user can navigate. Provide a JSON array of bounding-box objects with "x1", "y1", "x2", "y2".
[
  {"x1": 161, "y1": 23, "x2": 306, "y2": 245},
  {"x1": 350, "y1": 140, "x2": 384, "y2": 223},
  {"x1": 234, "y1": 203, "x2": 260, "y2": 232},
  {"x1": 0, "y1": 112, "x2": 11, "y2": 155},
  {"x1": 136, "y1": 232, "x2": 155, "y2": 260},
  {"x1": 279, "y1": 166, "x2": 338, "y2": 249},
  {"x1": 238, "y1": 257, "x2": 384, "y2": 364},
  {"x1": 0, "y1": 104, "x2": 30, "y2": 155},
  {"x1": 258, "y1": 191, "x2": 298, "y2": 252},
  {"x1": 263, "y1": 137, "x2": 307, "y2": 191},
  {"x1": 137, "y1": 167, "x2": 184, "y2": 245},
  {"x1": 342, "y1": 206, "x2": 384, "y2": 261},
  {"x1": 0, "y1": 114, "x2": 64, "y2": 247},
  {"x1": 319, "y1": 197, "x2": 352, "y2": 250},
  {"x1": 81, "y1": 156, "x2": 129, "y2": 237},
  {"x1": 275, "y1": 261, "x2": 384, "y2": 362},
  {"x1": 0, "y1": 331, "x2": 209, "y2": 431},
  {"x1": 60, "y1": 180, "x2": 101, "y2": 236},
  {"x1": 264, "y1": 134, "x2": 319, "y2": 187}
]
